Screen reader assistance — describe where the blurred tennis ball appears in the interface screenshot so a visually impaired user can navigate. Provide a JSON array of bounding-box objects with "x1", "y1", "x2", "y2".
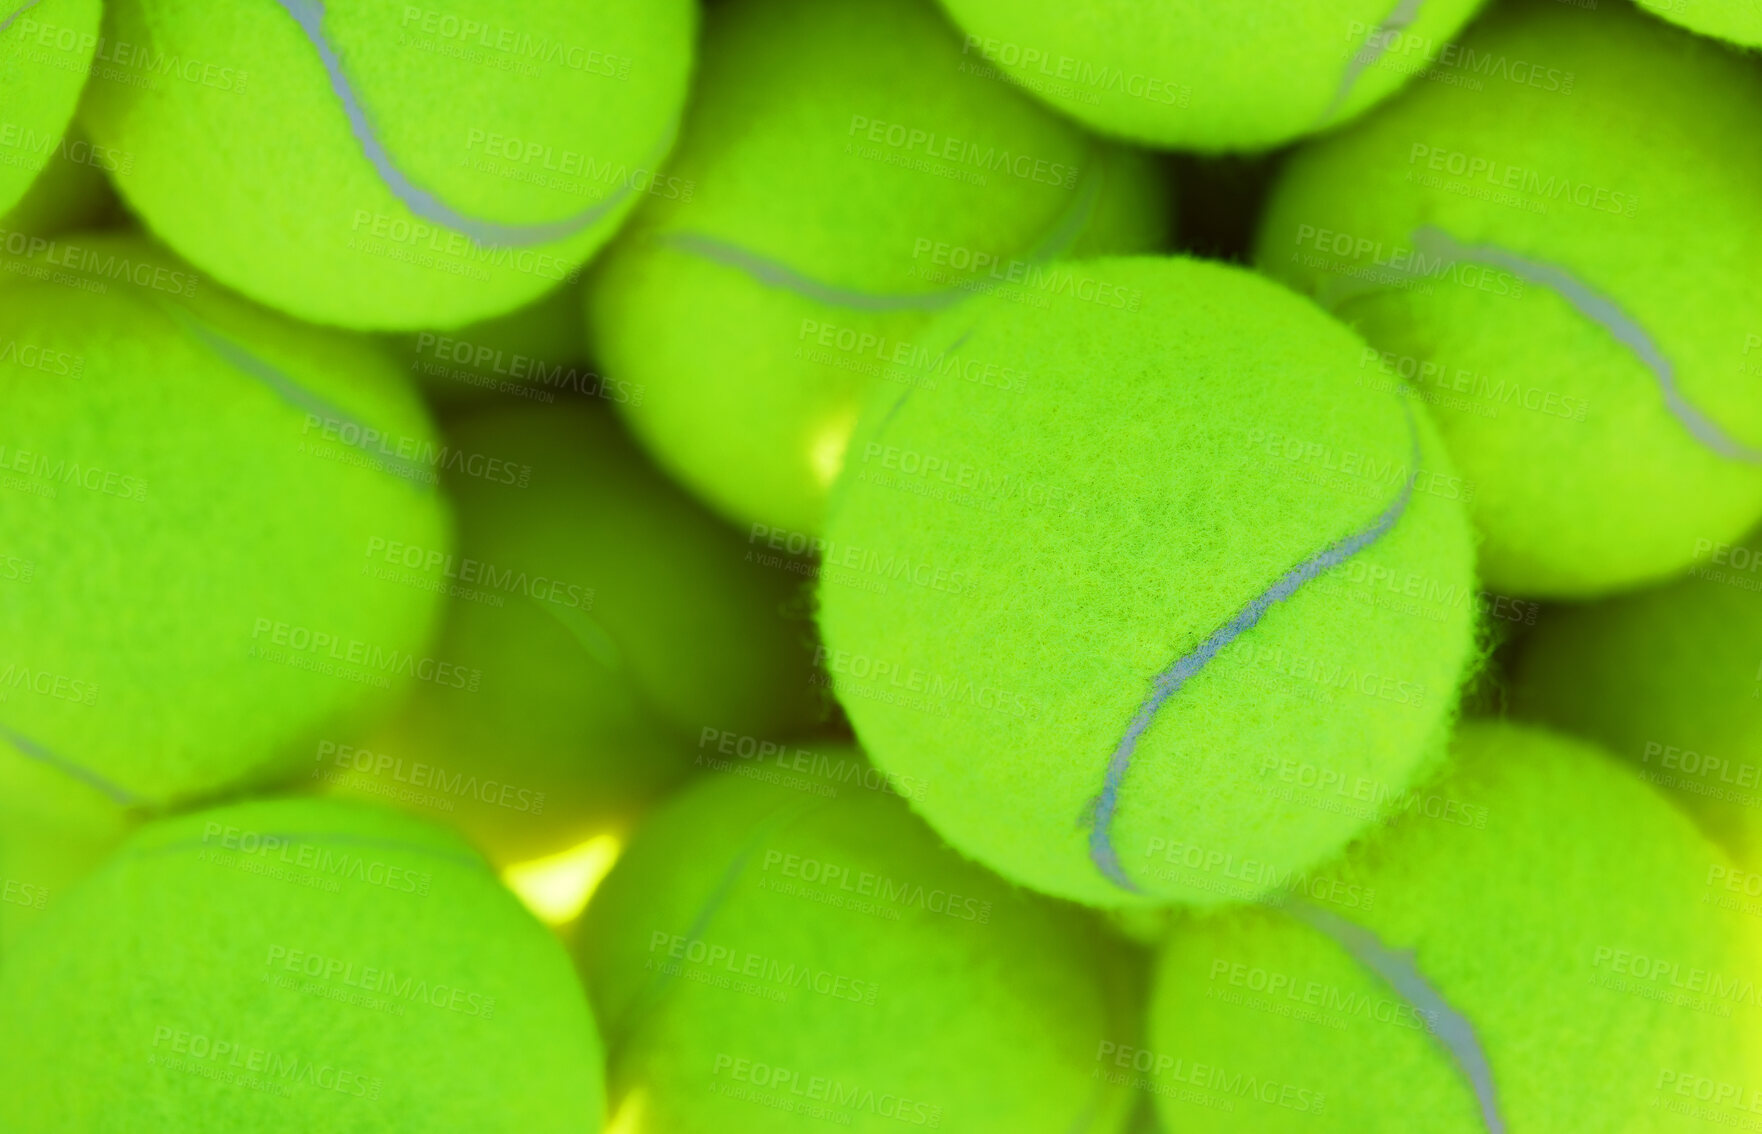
[
  {"x1": 0, "y1": 232, "x2": 451, "y2": 812},
  {"x1": 588, "y1": 0, "x2": 1170, "y2": 536},
  {"x1": 329, "y1": 400, "x2": 823, "y2": 867}
]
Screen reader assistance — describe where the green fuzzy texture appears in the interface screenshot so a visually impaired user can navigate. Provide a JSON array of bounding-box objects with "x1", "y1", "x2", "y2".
[
  {"x1": 818, "y1": 255, "x2": 1477, "y2": 909},
  {"x1": 1513, "y1": 530, "x2": 1762, "y2": 867},
  {"x1": 587, "y1": 0, "x2": 1170, "y2": 537},
  {"x1": 1256, "y1": 0, "x2": 1762, "y2": 598},
  {"x1": 338, "y1": 401, "x2": 823, "y2": 867},
  {"x1": 933, "y1": 0, "x2": 1489, "y2": 152},
  {"x1": 0, "y1": 234, "x2": 450, "y2": 810},
  {"x1": 397, "y1": 280, "x2": 591, "y2": 405},
  {"x1": 1638, "y1": 0, "x2": 1762, "y2": 47},
  {"x1": 0, "y1": 797, "x2": 605, "y2": 1132},
  {"x1": 581, "y1": 755, "x2": 1134, "y2": 1134},
  {"x1": 1148, "y1": 721, "x2": 1762, "y2": 1132},
  {"x1": 0, "y1": 0, "x2": 101, "y2": 216},
  {"x1": 0, "y1": 126, "x2": 122, "y2": 237},
  {"x1": 0, "y1": 748, "x2": 134, "y2": 962},
  {"x1": 80, "y1": 0, "x2": 694, "y2": 330}
]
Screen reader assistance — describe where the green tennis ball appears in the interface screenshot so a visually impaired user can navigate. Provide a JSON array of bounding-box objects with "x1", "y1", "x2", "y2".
[
  {"x1": 1146, "y1": 721, "x2": 1762, "y2": 1132},
  {"x1": 1637, "y1": 0, "x2": 1762, "y2": 47},
  {"x1": 329, "y1": 400, "x2": 823, "y2": 867},
  {"x1": 0, "y1": 796, "x2": 605, "y2": 1131},
  {"x1": 587, "y1": 0, "x2": 1170, "y2": 537},
  {"x1": 398, "y1": 279, "x2": 592, "y2": 405},
  {"x1": 79, "y1": 0, "x2": 694, "y2": 331},
  {"x1": 1513, "y1": 528, "x2": 1762, "y2": 867},
  {"x1": 0, "y1": 0, "x2": 100, "y2": 217},
  {"x1": 1255, "y1": 0, "x2": 1762, "y2": 597},
  {"x1": 580, "y1": 752, "x2": 1137, "y2": 1133},
  {"x1": 933, "y1": 0, "x2": 1489, "y2": 152},
  {"x1": 0, "y1": 233, "x2": 450, "y2": 811},
  {"x1": 818, "y1": 255, "x2": 1478, "y2": 909}
]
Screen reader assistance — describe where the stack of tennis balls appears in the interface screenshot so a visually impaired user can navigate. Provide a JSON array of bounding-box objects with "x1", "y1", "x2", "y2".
[
  {"x1": 581, "y1": 749, "x2": 1138, "y2": 1133},
  {"x1": 80, "y1": 0, "x2": 695, "y2": 329},
  {"x1": 328, "y1": 401, "x2": 822, "y2": 868},
  {"x1": 1514, "y1": 526, "x2": 1762, "y2": 868},
  {"x1": 12, "y1": 0, "x2": 1762, "y2": 1129},
  {"x1": 819, "y1": 254, "x2": 1478, "y2": 908},
  {"x1": 1148, "y1": 721, "x2": 1762, "y2": 1131},
  {"x1": 0, "y1": 797, "x2": 606, "y2": 1131},
  {"x1": 588, "y1": 0, "x2": 1170, "y2": 536},
  {"x1": 0, "y1": 233, "x2": 450, "y2": 816},
  {"x1": 1257, "y1": 0, "x2": 1762, "y2": 597},
  {"x1": 0, "y1": 0, "x2": 101, "y2": 217},
  {"x1": 932, "y1": 0, "x2": 1491, "y2": 151}
]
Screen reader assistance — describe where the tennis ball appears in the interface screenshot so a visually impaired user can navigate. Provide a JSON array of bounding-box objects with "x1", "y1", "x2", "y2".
[
  {"x1": 587, "y1": 0, "x2": 1170, "y2": 536},
  {"x1": 0, "y1": 233, "x2": 451, "y2": 812},
  {"x1": 330, "y1": 400, "x2": 822, "y2": 867},
  {"x1": 0, "y1": 0, "x2": 101, "y2": 217},
  {"x1": 1513, "y1": 528, "x2": 1762, "y2": 867},
  {"x1": 580, "y1": 754, "x2": 1137, "y2": 1133},
  {"x1": 1256, "y1": 0, "x2": 1762, "y2": 597},
  {"x1": 933, "y1": 0, "x2": 1490, "y2": 152},
  {"x1": 0, "y1": 796, "x2": 605, "y2": 1131},
  {"x1": 80, "y1": 1, "x2": 694, "y2": 331},
  {"x1": 818, "y1": 255, "x2": 1478, "y2": 909},
  {"x1": 1637, "y1": 0, "x2": 1762, "y2": 47},
  {"x1": 0, "y1": 126, "x2": 122, "y2": 237},
  {"x1": 1146, "y1": 721, "x2": 1762, "y2": 1132}
]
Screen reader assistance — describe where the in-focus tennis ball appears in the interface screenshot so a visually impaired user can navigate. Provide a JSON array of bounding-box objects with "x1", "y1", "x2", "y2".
[
  {"x1": 0, "y1": 797, "x2": 605, "y2": 1131},
  {"x1": 80, "y1": 0, "x2": 694, "y2": 330},
  {"x1": 0, "y1": 233, "x2": 451, "y2": 812},
  {"x1": 588, "y1": 0, "x2": 1170, "y2": 536},
  {"x1": 0, "y1": 0, "x2": 101, "y2": 216},
  {"x1": 331, "y1": 400, "x2": 822, "y2": 867},
  {"x1": 1637, "y1": 0, "x2": 1762, "y2": 47},
  {"x1": 0, "y1": 126, "x2": 122, "y2": 237},
  {"x1": 581, "y1": 753, "x2": 1136, "y2": 1133},
  {"x1": 818, "y1": 255, "x2": 1478, "y2": 909},
  {"x1": 1513, "y1": 528, "x2": 1762, "y2": 866},
  {"x1": 1147, "y1": 721, "x2": 1762, "y2": 1132},
  {"x1": 933, "y1": 0, "x2": 1489, "y2": 152},
  {"x1": 1256, "y1": 0, "x2": 1762, "y2": 597}
]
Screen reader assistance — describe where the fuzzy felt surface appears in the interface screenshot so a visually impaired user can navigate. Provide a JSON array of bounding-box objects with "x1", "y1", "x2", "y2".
[
  {"x1": 340, "y1": 401, "x2": 823, "y2": 867},
  {"x1": 934, "y1": 0, "x2": 1490, "y2": 151},
  {"x1": 1257, "y1": 0, "x2": 1762, "y2": 597},
  {"x1": 581, "y1": 758, "x2": 1134, "y2": 1133},
  {"x1": 586, "y1": 0, "x2": 1170, "y2": 536},
  {"x1": 0, "y1": 797, "x2": 605, "y2": 1132},
  {"x1": 0, "y1": 0, "x2": 101, "y2": 214},
  {"x1": 78, "y1": 0, "x2": 695, "y2": 330},
  {"x1": 817, "y1": 255, "x2": 1478, "y2": 909},
  {"x1": 1514, "y1": 529, "x2": 1762, "y2": 866},
  {"x1": 0, "y1": 234, "x2": 451, "y2": 810},
  {"x1": 1149, "y1": 721, "x2": 1762, "y2": 1132}
]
